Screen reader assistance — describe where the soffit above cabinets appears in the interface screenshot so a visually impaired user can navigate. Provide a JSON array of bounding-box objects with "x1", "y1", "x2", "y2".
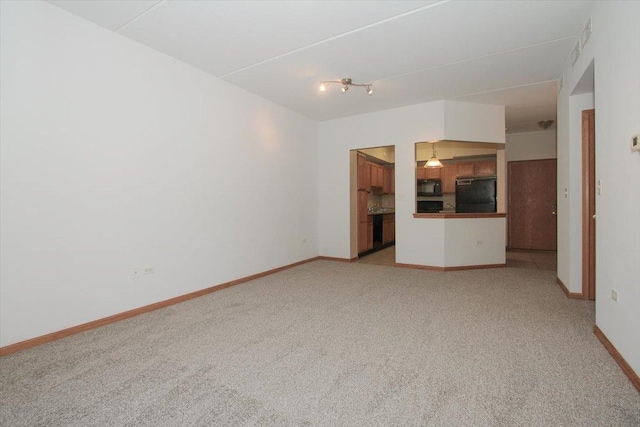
[{"x1": 47, "y1": 1, "x2": 595, "y2": 130}]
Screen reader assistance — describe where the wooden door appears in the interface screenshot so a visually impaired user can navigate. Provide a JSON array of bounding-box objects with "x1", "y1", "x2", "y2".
[
  {"x1": 582, "y1": 109, "x2": 596, "y2": 300},
  {"x1": 508, "y1": 159, "x2": 557, "y2": 250}
]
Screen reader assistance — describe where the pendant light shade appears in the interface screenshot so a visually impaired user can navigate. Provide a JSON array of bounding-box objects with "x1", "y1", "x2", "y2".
[
  {"x1": 424, "y1": 143, "x2": 443, "y2": 168},
  {"x1": 425, "y1": 157, "x2": 443, "y2": 168}
]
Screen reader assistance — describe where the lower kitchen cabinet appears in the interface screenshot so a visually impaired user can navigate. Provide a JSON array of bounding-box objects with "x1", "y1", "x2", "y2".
[
  {"x1": 382, "y1": 214, "x2": 395, "y2": 244},
  {"x1": 358, "y1": 221, "x2": 368, "y2": 253}
]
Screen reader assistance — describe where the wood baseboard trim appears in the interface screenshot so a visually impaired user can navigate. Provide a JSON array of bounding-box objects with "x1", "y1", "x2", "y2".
[
  {"x1": 594, "y1": 326, "x2": 640, "y2": 392},
  {"x1": 394, "y1": 263, "x2": 505, "y2": 271},
  {"x1": 443, "y1": 264, "x2": 506, "y2": 271},
  {"x1": 318, "y1": 256, "x2": 358, "y2": 263},
  {"x1": 0, "y1": 257, "x2": 320, "y2": 357},
  {"x1": 556, "y1": 277, "x2": 585, "y2": 299},
  {"x1": 395, "y1": 263, "x2": 445, "y2": 271}
]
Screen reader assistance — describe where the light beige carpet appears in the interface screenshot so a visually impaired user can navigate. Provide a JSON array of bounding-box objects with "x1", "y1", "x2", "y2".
[{"x1": 1, "y1": 260, "x2": 639, "y2": 426}]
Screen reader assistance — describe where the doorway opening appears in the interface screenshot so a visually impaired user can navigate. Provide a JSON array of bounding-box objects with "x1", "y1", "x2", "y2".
[
  {"x1": 350, "y1": 146, "x2": 395, "y2": 264},
  {"x1": 573, "y1": 59, "x2": 596, "y2": 300}
]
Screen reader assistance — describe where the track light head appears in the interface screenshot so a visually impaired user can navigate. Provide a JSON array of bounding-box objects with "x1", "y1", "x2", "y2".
[
  {"x1": 319, "y1": 83, "x2": 326, "y2": 92},
  {"x1": 366, "y1": 86, "x2": 373, "y2": 95}
]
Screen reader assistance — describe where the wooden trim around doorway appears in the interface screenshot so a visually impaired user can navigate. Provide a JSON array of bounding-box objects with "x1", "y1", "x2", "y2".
[
  {"x1": 582, "y1": 109, "x2": 596, "y2": 300},
  {"x1": 594, "y1": 326, "x2": 640, "y2": 392}
]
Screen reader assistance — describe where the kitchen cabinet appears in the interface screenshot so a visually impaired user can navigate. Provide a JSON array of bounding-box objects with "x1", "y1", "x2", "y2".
[
  {"x1": 425, "y1": 167, "x2": 441, "y2": 179},
  {"x1": 357, "y1": 190, "x2": 370, "y2": 253},
  {"x1": 358, "y1": 190, "x2": 368, "y2": 222},
  {"x1": 357, "y1": 153, "x2": 369, "y2": 191},
  {"x1": 442, "y1": 163, "x2": 457, "y2": 194},
  {"x1": 474, "y1": 159, "x2": 497, "y2": 176},
  {"x1": 383, "y1": 214, "x2": 395, "y2": 244},
  {"x1": 456, "y1": 161, "x2": 475, "y2": 177},
  {"x1": 358, "y1": 221, "x2": 369, "y2": 253},
  {"x1": 383, "y1": 167, "x2": 392, "y2": 194},
  {"x1": 371, "y1": 163, "x2": 384, "y2": 188},
  {"x1": 391, "y1": 170, "x2": 395, "y2": 194},
  {"x1": 417, "y1": 165, "x2": 442, "y2": 180}
]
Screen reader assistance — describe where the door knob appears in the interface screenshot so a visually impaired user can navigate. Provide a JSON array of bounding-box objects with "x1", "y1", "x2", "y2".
[{"x1": 592, "y1": 214, "x2": 596, "y2": 220}]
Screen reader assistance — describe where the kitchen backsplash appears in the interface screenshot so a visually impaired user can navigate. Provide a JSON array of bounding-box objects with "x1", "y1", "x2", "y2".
[{"x1": 368, "y1": 194, "x2": 395, "y2": 209}]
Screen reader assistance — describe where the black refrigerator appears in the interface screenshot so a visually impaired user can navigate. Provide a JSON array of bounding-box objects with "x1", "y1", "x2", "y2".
[{"x1": 455, "y1": 176, "x2": 497, "y2": 213}]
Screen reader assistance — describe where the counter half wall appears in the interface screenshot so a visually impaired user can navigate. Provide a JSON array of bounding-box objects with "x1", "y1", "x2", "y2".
[{"x1": 398, "y1": 214, "x2": 506, "y2": 270}]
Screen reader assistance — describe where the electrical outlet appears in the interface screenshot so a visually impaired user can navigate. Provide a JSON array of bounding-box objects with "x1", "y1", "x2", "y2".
[
  {"x1": 133, "y1": 267, "x2": 141, "y2": 279},
  {"x1": 632, "y1": 134, "x2": 639, "y2": 152},
  {"x1": 143, "y1": 266, "x2": 155, "y2": 275},
  {"x1": 564, "y1": 188, "x2": 568, "y2": 198},
  {"x1": 611, "y1": 289, "x2": 618, "y2": 302}
]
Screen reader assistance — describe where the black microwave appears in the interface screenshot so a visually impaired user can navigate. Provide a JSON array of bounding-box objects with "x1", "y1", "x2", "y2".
[{"x1": 417, "y1": 179, "x2": 442, "y2": 196}]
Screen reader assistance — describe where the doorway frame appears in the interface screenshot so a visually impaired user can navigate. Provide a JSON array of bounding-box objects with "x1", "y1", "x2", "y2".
[{"x1": 582, "y1": 109, "x2": 596, "y2": 300}]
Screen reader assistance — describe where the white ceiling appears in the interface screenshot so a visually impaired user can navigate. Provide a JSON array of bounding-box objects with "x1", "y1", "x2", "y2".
[{"x1": 48, "y1": 0, "x2": 595, "y2": 132}]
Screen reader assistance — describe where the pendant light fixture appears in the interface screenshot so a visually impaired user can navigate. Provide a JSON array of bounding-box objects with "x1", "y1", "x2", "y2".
[
  {"x1": 424, "y1": 143, "x2": 443, "y2": 168},
  {"x1": 319, "y1": 78, "x2": 373, "y2": 95}
]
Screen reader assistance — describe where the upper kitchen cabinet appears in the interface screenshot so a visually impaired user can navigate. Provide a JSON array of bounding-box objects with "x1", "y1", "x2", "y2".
[
  {"x1": 474, "y1": 159, "x2": 497, "y2": 176},
  {"x1": 456, "y1": 161, "x2": 475, "y2": 177},
  {"x1": 357, "y1": 153, "x2": 369, "y2": 191},
  {"x1": 373, "y1": 163, "x2": 384, "y2": 188},
  {"x1": 441, "y1": 163, "x2": 457, "y2": 194},
  {"x1": 383, "y1": 167, "x2": 394, "y2": 195},
  {"x1": 416, "y1": 165, "x2": 441, "y2": 180}
]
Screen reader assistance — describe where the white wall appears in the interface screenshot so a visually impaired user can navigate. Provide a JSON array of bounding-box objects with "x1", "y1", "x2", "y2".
[
  {"x1": 444, "y1": 101, "x2": 506, "y2": 143},
  {"x1": 318, "y1": 101, "x2": 504, "y2": 267},
  {"x1": 319, "y1": 101, "x2": 445, "y2": 263},
  {"x1": 506, "y1": 130, "x2": 557, "y2": 162},
  {"x1": 557, "y1": 1, "x2": 640, "y2": 374},
  {"x1": 444, "y1": 218, "x2": 506, "y2": 267},
  {"x1": 0, "y1": 1, "x2": 319, "y2": 347}
]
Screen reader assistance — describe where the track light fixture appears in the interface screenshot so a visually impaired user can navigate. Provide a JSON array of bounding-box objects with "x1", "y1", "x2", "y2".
[{"x1": 319, "y1": 78, "x2": 373, "y2": 96}]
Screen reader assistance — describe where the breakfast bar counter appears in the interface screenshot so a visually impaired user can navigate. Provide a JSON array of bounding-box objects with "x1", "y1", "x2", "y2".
[{"x1": 413, "y1": 212, "x2": 506, "y2": 219}]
